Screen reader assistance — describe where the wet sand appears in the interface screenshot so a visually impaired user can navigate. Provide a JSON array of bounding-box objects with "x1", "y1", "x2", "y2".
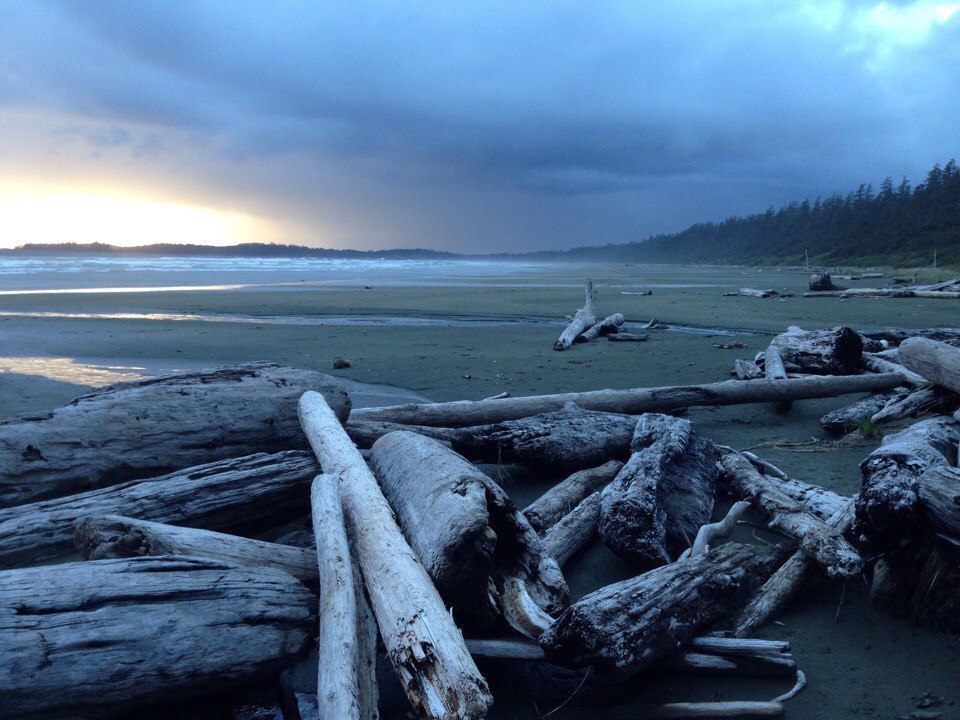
[{"x1": 1, "y1": 262, "x2": 958, "y2": 719}]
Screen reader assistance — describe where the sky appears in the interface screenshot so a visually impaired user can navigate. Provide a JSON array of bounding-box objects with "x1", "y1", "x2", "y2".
[{"x1": 0, "y1": 1, "x2": 958, "y2": 252}]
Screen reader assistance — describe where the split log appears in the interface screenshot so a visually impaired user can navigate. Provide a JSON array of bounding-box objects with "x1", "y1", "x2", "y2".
[
  {"x1": 734, "y1": 500, "x2": 855, "y2": 637},
  {"x1": 0, "y1": 363, "x2": 350, "y2": 508},
  {"x1": 312, "y1": 474, "x2": 374, "y2": 720},
  {"x1": 861, "y1": 353, "x2": 926, "y2": 386},
  {"x1": 369, "y1": 430, "x2": 567, "y2": 632},
  {"x1": 820, "y1": 392, "x2": 901, "y2": 434},
  {"x1": 351, "y1": 373, "x2": 906, "y2": 427},
  {"x1": 607, "y1": 332, "x2": 649, "y2": 342},
  {"x1": 854, "y1": 418, "x2": 960, "y2": 545},
  {"x1": 733, "y1": 359, "x2": 764, "y2": 380},
  {"x1": 297, "y1": 392, "x2": 493, "y2": 720},
  {"x1": 554, "y1": 280, "x2": 597, "y2": 350},
  {"x1": 74, "y1": 514, "x2": 315, "y2": 584},
  {"x1": 769, "y1": 326, "x2": 863, "y2": 375},
  {"x1": 917, "y1": 467, "x2": 960, "y2": 539},
  {"x1": 449, "y1": 403, "x2": 636, "y2": 475},
  {"x1": 0, "y1": 450, "x2": 319, "y2": 569},
  {"x1": 577, "y1": 313, "x2": 625, "y2": 342},
  {"x1": 0, "y1": 556, "x2": 315, "y2": 720},
  {"x1": 539, "y1": 542, "x2": 779, "y2": 675},
  {"x1": 542, "y1": 491, "x2": 601, "y2": 566},
  {"x1": 871, "y1": 386, "x2": 957, "y2": 425},
  {"x1": 599, "y1": 414, "x2": 718, "y2": 568},
  {"x1": 523, "y1": 460, "x2": 623, "y2": 533},
  {"x1": 720, "y1": 451, "x2": 862, "y2": 580},
  {"x1": 764, "y1": 345, "x2": 791, "y2": 412},
  {"x1": 898, "y1": 337, "x2": 960, "y2": 394}
]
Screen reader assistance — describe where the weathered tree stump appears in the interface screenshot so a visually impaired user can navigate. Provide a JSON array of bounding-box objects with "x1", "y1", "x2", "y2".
[{"x1": 554, "y1": 280, "x2": 597, "y2": 350}]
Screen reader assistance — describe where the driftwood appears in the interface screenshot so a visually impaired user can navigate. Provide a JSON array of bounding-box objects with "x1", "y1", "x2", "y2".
[
  {"x1": 871, "y1": 386, "x2": 957, "y2": 425},
  {"x1": 346, "y1": 419, "x2": 455, "y2": 449},
  {"x1": 599, "y1": 414, "x2": 718, "y2": 568},
  {"x1": 74, "y1": 514, "x2": 315, "y2": 584},
  {"x1": 764, "y1": 345, "x2": 791, "y2": 412},
  {"x1": 734, "y1": 358, "x2": 764, "y2": 380},
  {"x1": 449, "y1": 403, "x2": 636, "y2": 474},
  {"x1": 312, "y1": 474, "x2": 377, "y2": 720},
  {"x1": 554, "y1": 280, "x2": 597, "y2": 350},
  {"x1": 809, "y1": 272, "x2": 841, "y2": 292},
  {"x1": 861, "y1": 353, "x2": 926, "y2": 386},
  {"x1": 862, "y1": 327, "x2": 960, "y2": 347},
  {"x1": 539, "y1": 543, "x2": 778, "y2": 676},
  {"x1": 0, "y1": 363, "x2": 349, "y2": 508},
  {"x1": 734, "y1": 500, "x2": 855, "y2": 637},
  {"x1": 917, "y1": 467, "x2": 960, "y2": 540},
  {"x1": 523, "y1": 460, "x2": 623, "y2": 533},
  {"x1": 577, "y1": 313, "x2": 625, "y2": 342},
  {"x1": 297, "y1": 392, "x2": 493, "y2": 720},
  {"x1": 820, "y1": 392, "x2": 901, "y2": 434},
  {"x1": 351, "y1": 373, "x2": 906, "y2": 427},
  {"x1": 542, "y1": 491, "x2": 601, "y2": 566},
  {"x1": 720, "y1": 451, "x2": 862, "y2": 580},
  {"x1": 760, "y1": 471, "x2": 848, "y2": 522},
  {"x1": 369, "y1": 430, "x2": 567, "y2": 632},
  {"x1": 0, "y1": 556, "x2": 314, "y2": 720},
  {"x1": 898, "y1": 337, "x2": 960, "y2": 394},
  {"x1": 725, "y1": 288, "x2": 776, "y2": 298},
  {"x1": 679, "y1": 500, "x2": 751, "y2": 559},
  {"x1": 0, "y1": 450, "x2": 319, "y2": 569},
  {"x1": 769, "y1": 326, "x2": 863, "y2": 375},
  {"x1": 607, "y1": 332, "x2": 649, "y2": 342},
  {"x1": 649, "y1": 701, "x2": 785, "y2": 718}
]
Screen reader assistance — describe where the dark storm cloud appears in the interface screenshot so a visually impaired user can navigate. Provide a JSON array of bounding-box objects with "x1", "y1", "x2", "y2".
[{"x1": 1, "y1": 1, "x2": 958, "y2": 250}]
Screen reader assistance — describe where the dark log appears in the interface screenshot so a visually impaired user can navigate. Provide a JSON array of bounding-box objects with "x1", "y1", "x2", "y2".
[
  {"x1": 369, "y1": 430, "x2": 567, "y2": 632},
  {"x1": 538, "y1": 542, "x2": 779, "y2": 676},
  {"x1": 523, "y1": 460, "x2": 623, "y2": 533},
  {"x1": 449, "y1": 403, "x2": 635, "y2": 474},
  {"x1": 0, "y1": 556, "x2": 314, "y2": 720},
  {"x1": 599, "y1": 414, "x2": 718, "y2": 568},
  {"x1": 769, "y1": 326, "x2": 863, "y2": 375},
  {"x1": 820, "y1": 393, "x2": 900, "y2": 434},
  {"x1": 898, "y1": 336, "x2": 960, "y2": 394},
  {"x1": 808, "y1": 272, "x2": 842, "y2": 292},
  {"x1": 0, "y1": 363, "x2": 349, "y2": 508},
  {"x1": 0, "y1": 450, "x2": 319, "y2": 569}
]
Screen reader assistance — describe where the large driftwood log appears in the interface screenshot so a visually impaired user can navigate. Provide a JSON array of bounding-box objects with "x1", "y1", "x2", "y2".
[
  {"x1": 539, "y1": 543, "x2": 778, "y2": 676},
  {"x1": 770, "y1": 326, "x2": 863, "y2": 375},
  {"x1": 766, "y1": 473, "x2": 848, "y2": 522},
  {"x1": 862, "y1": 327, "x2": 960, "y2": 347},
  {"x1": 542, "y1": 491, "x2": 601, "y2": 567},
  {"x1": 0, "y1": 556, "x2": 314, "y2": 720},
  {"x1": 523, "y1": 460, "x2": 624, "y2": 533},
  {"x1": 0, "y1": 363, "x2": 349, "y2": 508},
  {"x1": 346, "y1": 419, "x2": 455, "y2": 449},
  {"x1": 370, "y1": 430, "x2": 567, "y2": 632},
  {"x1": 861, "y1": 353, "x2": 926, "y2": 386},
  {"x1": 312, "y1": 474, "x2": 377, "y2": 720},
  {"x1": 918, "y1": 467, "x2": 960, "y2": 540},
  {"x1": 449, "y1": 403, "x2": 636, "y2": 474},
  {"x1": 75, "y1": 514, "x2": 315, "y2": 583},
  {"x1": 554, "y1": 280, "x2": 597, "y2": 350},
  {"x1": 820, "y1": 392, "x2": 901, "y2": 434},
  {"x1": 764, "y1": 345, "x2": 792, "y2": 412},
  {"x1": 351, "y1": 373, "x2": 907, "y2": 427},
  {"x1": 854, "y1": 418, "x2": 960, "y2": 546},
  {"x1": 298, "y1": 392, "x2": 493, "y2": 720},
  {"x1": 577, "y1": 313, "x2": 625, "y2": 342},
  {"x1": 720, "y1": 452, "x2": 862, "y2": 580},
  {"x1": 871, "y1": 386, "x2": 957, "y2": 425},
  {"x1": 898, "y1": 337, "x2": 960, "y2": 394},
  {"x1": 0, "y1": 450, "x2": 318, "y2": 569},
  {"x1": 599, "y1": 414, "x2": 718, "y2": 568}
]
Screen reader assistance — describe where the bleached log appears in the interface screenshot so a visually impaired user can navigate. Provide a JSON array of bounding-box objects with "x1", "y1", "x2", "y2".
[
  {"x1": 0, "y1": 450, "x2": 319, "y2": 569},
  {"x1": 74, "y1": 514, "x2": 315, "y2": 583},
  {"x1": 312, "y1": 474, "x2": 370, "y2": 720},
  {"x1": 740, "y1": 451, "x2": 788, "y2": 480},
  {"x1": 871, "y1": 386, "x2": 957, "y2": 425},
  {"x1": 898, "y1": 337, "x2": 960, "y2": 394},
  {"x1": 720, "y1": 451, "x2": 862, "y2": 580},
  {"x1": 298, "y1": 393, "x2": 493, "y2": 720},
  {"x1": 539, "y1": 543, "x2": 779, "y2": 675},
  {"x1": 577, "y1": 313, "x2": 625, "y2": 342},
  {"x1": 649, "y1": 701, "x2": 784, "y2": 718},
  {"x1": 765, "y1": 473, "x2": 848, "y2": 522},
  {"x1": 448, "y1": 403, "x2": 636, "y2": 474},
  {"x1": 0, "y1": 556, "x2": 314, "y2": 720},
  {"x1": 725, "y1": 288, "x2": 776, "y2": 298},
  {"x1": 679, "y1": 500, "x2": 751, "y2": 559},
  {"x1": 554, "y1": 280, "x2": 597, "y2": 350},
  {"x1": 607, "y1": 332, "x2": 649, "y2": 342},
  {"x1": 346, "y1": 419, "x2": 455, "y2": 448},
  {"x1": 0, "y1": 363, "x2": 349, "y2": 508},
  {"x1": 542, "y1": 491, "x2": 600, "y2": 566},
  {"x1": 599, "y1": 414, "x2": 718, "y2": 568},
  {"x1": 918, "y1": 467, "x2": 960, "y2": 539},
  {"x1": 861, "y1": 353, "x2": 926, "y2": 386},
  {"x1": 369, "y1": 430, "x2": 567, "y2": 632},
  {"x1": 764, "y1": 345, "x2": 792, "y2": 411},
  {"x1": 770, "y1": 326, "x2": 863, "y2": 375},
  {"x1": 686, "y1": 637, "x2": 789, "y2": 655},
  {"x1": 820, "y1": 392, "x2": 901, "y2": 434},
  {"x1": 734, "y1": 500, "x2": 855, "y2": 637},
  {"x1": 523, "y1": 460, "x2": 623, "y2": 533},
  {"x1": 351, "y1": 373, "x2": 907, "y2": 427},
  {"x1": 733, "y1": 358, "x2": 764, "y2": 380}
]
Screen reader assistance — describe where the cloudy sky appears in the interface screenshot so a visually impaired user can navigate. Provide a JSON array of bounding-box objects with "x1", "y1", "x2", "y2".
[{"x1": 1, "y1": 1, "x2": 958, "y2": 252}]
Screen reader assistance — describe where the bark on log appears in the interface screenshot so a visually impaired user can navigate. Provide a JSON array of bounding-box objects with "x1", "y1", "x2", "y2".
[
  {"x1": 0, "y1": 363, "x2": 349, "y2": 508},
  {"x1": 854, "y1": 418, "x2": 960, "y2": 546},
  {"x1": 599, "y1": 414, "x2": 718, "y2": 568},
  {"x1": 542, "y1": 491, "x2": 600, "y2": 567},
  {"x1": 523, "y1": 460, "x2": 623, "y2": 533},
  {"x1": 554, "y1": 280, "x2": 597, "y2": 351},
  {"x1": 351, "y1": 373, "x2": 907, "y2": 428},
  {"x1": 0, "y1": 450, "x2": 319, "y2": 569},
  {"x1": 720, "y1": 452, "x2": 862, "y2": 580},
  {"x1": 538, "y1": 543, "x2": 778, "y2": 676},
  {"x1": 0, "y1": 556, "x2": 315, "y2": 720},
  {"x1": 898, "y1": 337, "x2": 960, "y2": 394},
  {"x1": 769, "y1": 326, "x2": 863, "y2": 375},
  {"x1": 74, "y1": 514, "x2": 316, "y2": 584},
  {"x1": 765, "y1": 474, "x2": 848, "y2": 522},
  {"x1": 820, "y1": 392, "x2": 901, "y2": 434},
  {"x1": 297, "y1": 392, "x2": 493, "y2": 720},
  {"x1": 577, "y1": 313, "x2": 625, "y2": 342},
  {"x1": 449, "y1": 403, "x2": 636, "y2": 475},
  {"x1": 369, "y1": 430, "x2": 567, "y2": 631}
]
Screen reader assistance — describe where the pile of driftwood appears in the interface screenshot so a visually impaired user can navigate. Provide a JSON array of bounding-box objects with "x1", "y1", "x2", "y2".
[
  {"x1": 804, "y1": 276, "x2": 960, "y2": 299},
  {"x1": 554, "y1": 280, "x2": 647, "y2": 348},
  {"x1": 3, "y1": 344, "x2": 958, "y2": 719}
]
